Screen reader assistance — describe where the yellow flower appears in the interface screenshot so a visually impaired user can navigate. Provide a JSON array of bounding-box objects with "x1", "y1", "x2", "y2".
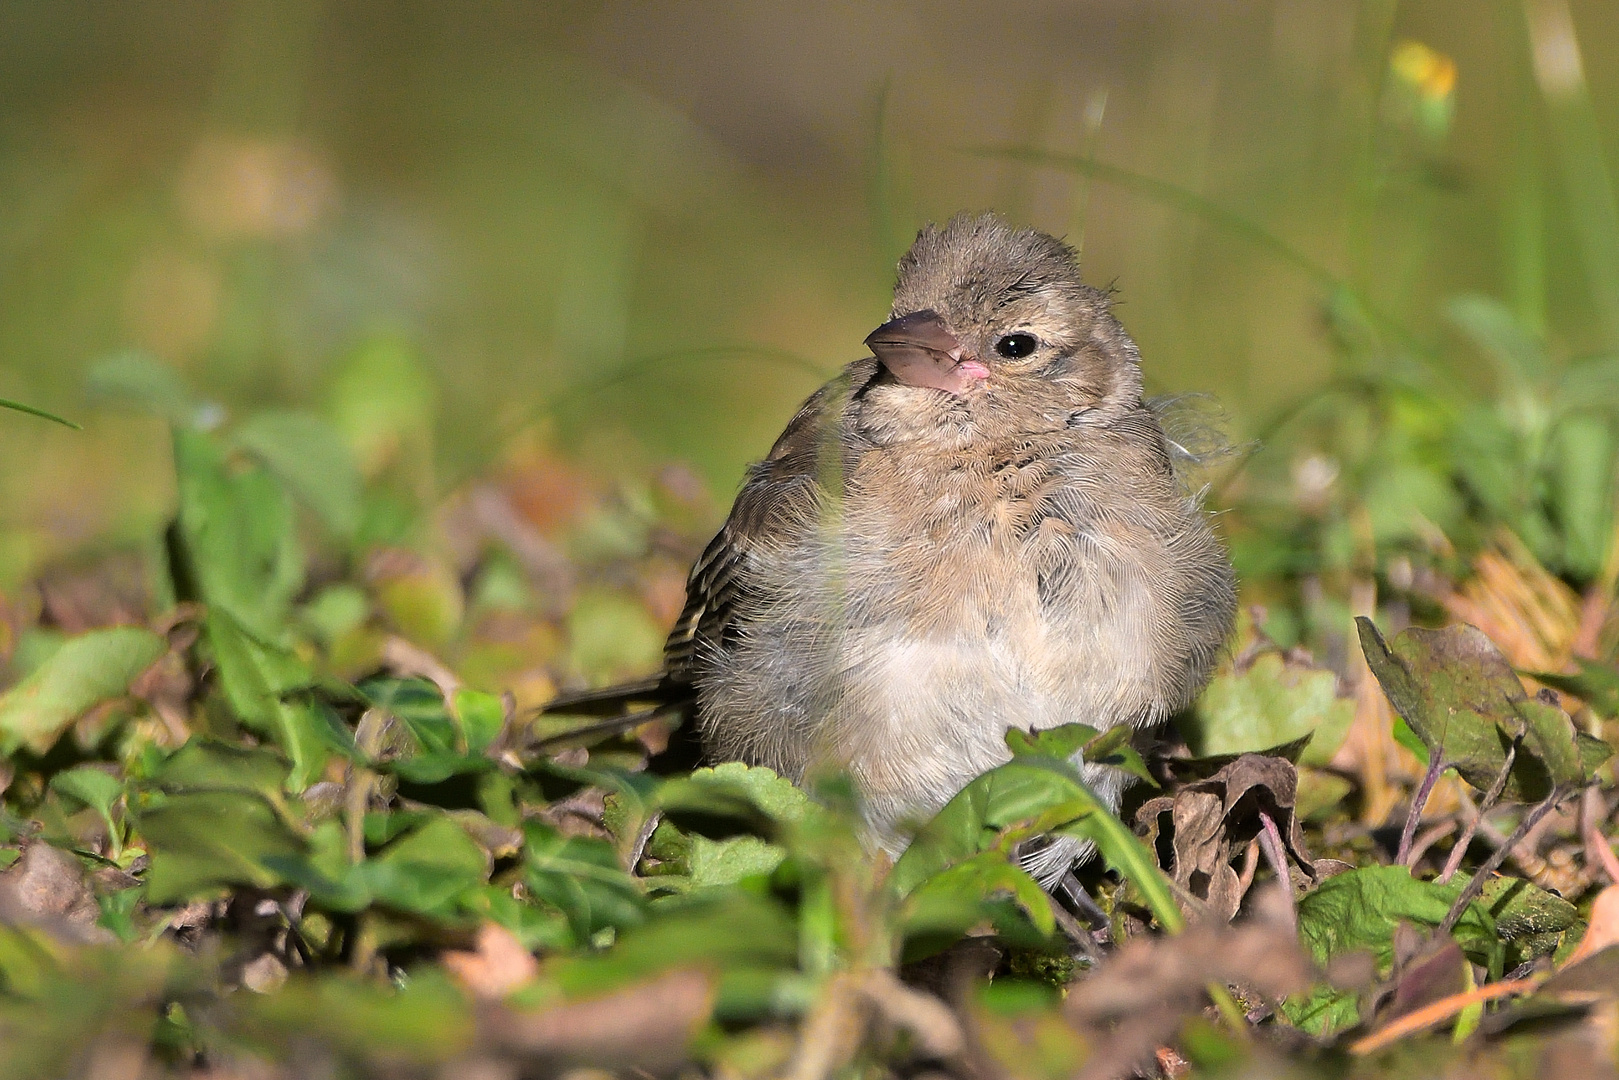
[{"x1": 1391, "y1": 39, "x2": 1457, "y2": 102}]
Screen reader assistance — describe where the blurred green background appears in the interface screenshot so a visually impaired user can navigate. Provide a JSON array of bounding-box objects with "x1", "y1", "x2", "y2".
[{"x1": 7, "y1": 0, "x2": 1619, "y2": 653}]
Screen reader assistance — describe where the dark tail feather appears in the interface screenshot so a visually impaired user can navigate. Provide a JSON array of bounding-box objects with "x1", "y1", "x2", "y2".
[
  {"x1": 539, "y1": 675, "x2": 671, "y2": 716},
  {"x1": 529, "y1": 701, "x2": 688, "y2": 751}
]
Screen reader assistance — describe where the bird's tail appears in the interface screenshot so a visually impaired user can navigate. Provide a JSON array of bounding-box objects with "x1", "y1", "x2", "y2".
[
  {"x1": 532, "y1": 675, "x2": 693, "y2": 753},
  {"x1": 541, "y1": 674, "x2": 670, "y2": 716}
]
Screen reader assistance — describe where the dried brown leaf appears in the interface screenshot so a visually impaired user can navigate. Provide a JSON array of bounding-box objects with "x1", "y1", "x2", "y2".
[
  {"x1": 1137, "y1": 753, "x2": 1312, "y2": 921},
  {"x1": 0, "y1": 841, "x2": 111, "y2": 941},
  {"x1": 1062, "y1": 898, "x2": 1310, "y2": 1080},
  {"x1": 482, "y1": 967, "x2": 712, "y2": 1067},
  {"x1": 443, "y1": 923, "x2": 539, "y2": 1001}
]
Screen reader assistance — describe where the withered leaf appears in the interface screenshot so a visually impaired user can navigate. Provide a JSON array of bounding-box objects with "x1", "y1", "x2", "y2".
[
  {"x1": 1137, "y1": 752, "x2": 1312, "y2": 922},
  {"x1": 1355, "y1": 618, "x2": 1611, "y2": 801}
]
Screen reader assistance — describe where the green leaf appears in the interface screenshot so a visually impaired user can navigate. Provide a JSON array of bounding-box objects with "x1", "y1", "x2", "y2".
[
  {"x1": 0, "y1": 397, "x2": 79, "y2": 429},
  {"x1": 204, "y1": 611, "x2": 339, "y2": 791},
  {"x1": 85, "y1": 351, "x2": 203, "y2": 426},
  {"x1": 96, "y1": 885, "x2": 142, "y2": 942},
  {"x1": 1178, "y1": 652, "x2": 1354, "y2": 767},
  {"x1": 901, "y1": 849, "x2": 1056, "y2": 942},
  {"x1": 138, "y1": 791, "x2": 309, "y2": 903},
  {"x1": 233, "y1": 410, "x2": 363, "y2": 540},
  {"x1": 524, "y1": 822, "x2": 646, "y2": 943},
  {"x1": 147, "y1": 739, "x2": 292, "y2": 802},
  {"x1": 268, "y1": 820, "x2": 372, "y2": 912},
  {"x1": 205, "y1": 610, "x2": 311, "y2": 725},
  {"x1": 1479, "y1": 874, "x2": 1579, "y2": 941},
  {"x1": 1003, "y1": 722, "x2": 1156, "y2": 785},
  {"x1": 172, "y1": 427, "x2": 303, "y2": 639},
  {"x1": 891, "y1": 755, "x2": 1183, "y2": 934},
  {"x1": 1004, "y1": 722, "x2": 1100, "y2": 759},
  {"x1": 684, "y1": 834, "x2": 788, "y2": 889},
  {"x1": 1050, "y1": 799, "x2": 1183, "y2": 935},
  {"x1": 235, "y1": 968, "x2": 472, "y2": 1063},
  {"x1": 1354, "y1": 618, "x2": 1593, "y2": 800},
  {"x1": 1284, "y1": 865, "x2": 1504, "y2": 1036},
  {"x1": 890, "y1": 758, "x2": 1094, "y2": 898},
  {"x1": 359, "y1": 677, "x2": 457, "y2": 756},
  {"x1": 0, "y1": 626, "x2": 166, "y2": 754},
  {"x1": 450, "y1": 688, "x2": 505, "y2": 754},
  {"x1": 1517, "y1": 697, "x2": 1593, "y2": 789},
  {"x1": 49, "y1": 767, "x2": 125, "y2": 848},
  {"x1": 1445, "y1": 293, "x2": 1548, "y2": 388},
  {"x1": 360, "y1": 816, "x2": 490, "y2": 918},
  {"x1": 546, "y1": 893, "x2": 795, "y2": 998},
  {"x1": 1533, "y1": 660, "x2": 1619, "y2": 718},
  {"x1": 1080, "y1": 725, "x2": 1157, "y2": 787},
  {"x1": 657, "y1": 762, "x2": 813, "y2": 828},
  {"x1": 1548, "y1": 414, "x2": 1614, "y2": 579},
  {"x1": 386, "y1": 753, "x2": 495, "y2": 785}
]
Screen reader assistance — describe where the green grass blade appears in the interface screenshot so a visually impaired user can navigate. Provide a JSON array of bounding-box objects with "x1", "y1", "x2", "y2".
[
  {"x1": 1525, "y1": 0, "x2": 1619, "y2": 348},
  {"x1": 0, "y1": 398, "x2": 80, "y2": 429},
  {"x1": 970, "y1": 147, "x2": 1432, "y2": 365},
  {"x1": 869, "y1": 76, "x2": 914, "y2": 278}
]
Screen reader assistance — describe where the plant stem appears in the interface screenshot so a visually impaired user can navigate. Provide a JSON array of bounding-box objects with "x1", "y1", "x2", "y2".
[
  {"x1": 1256, "y1": 811, "x2": 1296, "y2": 931},
  {"x1": 1439, "y1": 741, "x2": 1517, "y2": 884},
  {"x1": 1397, "y1": 753, "x2": 1447, "y2": 866},
  {"x1": 1207, "y1": 981, "x2": 1251, "y2": 1038},
  {"x1": 1439, "y1": 786, "x2": 1568, "y2": 935}
]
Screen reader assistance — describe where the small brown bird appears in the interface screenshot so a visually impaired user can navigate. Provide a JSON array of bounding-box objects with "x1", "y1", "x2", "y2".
[{"x1": 551, "y1": 214, "x2": 1235, "y2": 880}]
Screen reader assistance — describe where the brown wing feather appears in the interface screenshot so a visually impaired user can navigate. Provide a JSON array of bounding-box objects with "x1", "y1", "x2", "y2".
[{"x1": 663, "y1": 359, "x2": 879, "y2": 684}]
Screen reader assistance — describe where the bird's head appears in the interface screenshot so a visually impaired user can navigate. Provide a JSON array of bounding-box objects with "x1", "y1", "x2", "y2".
[{"x1": 864, "y1": 214, "x2": 1142, "y2": 414}]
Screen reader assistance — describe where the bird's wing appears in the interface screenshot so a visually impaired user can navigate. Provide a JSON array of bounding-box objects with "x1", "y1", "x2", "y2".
[{"x1": 663, "y1": 360, "x2": 878, "y2": 684}]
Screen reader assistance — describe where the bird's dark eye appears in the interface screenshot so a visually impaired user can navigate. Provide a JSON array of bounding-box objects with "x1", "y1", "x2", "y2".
[{"x1": 994, "y1": 333, "x2": 1039, "y2": 359}]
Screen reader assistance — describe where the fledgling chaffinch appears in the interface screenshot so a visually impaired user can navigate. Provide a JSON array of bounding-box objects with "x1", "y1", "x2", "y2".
[{"x1": 556, "y1": 214, "x2": 1236, "y2": 881}]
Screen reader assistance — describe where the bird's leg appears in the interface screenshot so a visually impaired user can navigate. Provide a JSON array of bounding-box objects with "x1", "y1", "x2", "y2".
[{"x1": 1057, "y1": 871, "x2": 1110, "y2": 930}]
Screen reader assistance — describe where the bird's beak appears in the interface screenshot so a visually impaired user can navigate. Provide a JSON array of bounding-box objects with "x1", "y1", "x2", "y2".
[{"x1": 864, "y1": 310, "x2": 990, "y2": 395}]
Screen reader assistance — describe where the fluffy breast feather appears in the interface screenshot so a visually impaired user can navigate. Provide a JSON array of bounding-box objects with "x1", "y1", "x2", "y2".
[{"x1": 693, "y1": 402, "x2": 1235, "y2": 842}]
